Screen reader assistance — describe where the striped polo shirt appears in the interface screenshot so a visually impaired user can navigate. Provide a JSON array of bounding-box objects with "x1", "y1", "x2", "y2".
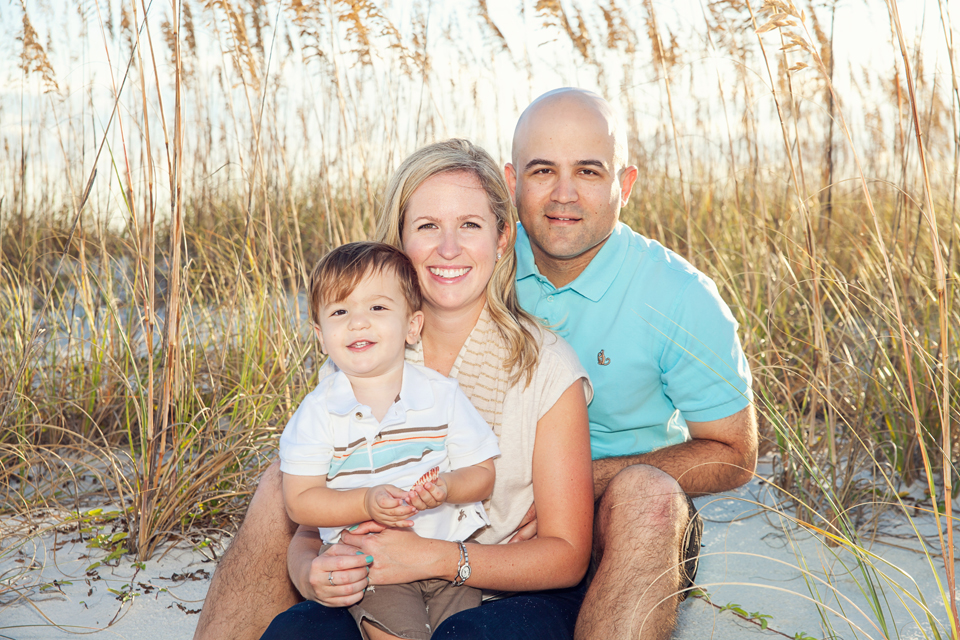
[{"x1": 279, "y1": 361, "x2": 501, "y2": 543}]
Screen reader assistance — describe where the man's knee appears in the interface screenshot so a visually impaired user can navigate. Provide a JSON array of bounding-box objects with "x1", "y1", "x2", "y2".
[
  {"x1": 595, "y1": 465, "x2": 687, "y2": 548},
  {"x1": 233, "y1": 460, "x2": 297, "y2": 545},
  {"x1": 253, "y1": 460, "x2": 283, "y2": 503}
]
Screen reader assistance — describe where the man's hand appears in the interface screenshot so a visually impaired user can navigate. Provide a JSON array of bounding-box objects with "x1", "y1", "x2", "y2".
[
  {"x1": 364, "y1": 484, "x2": 417, "y2": 527},
  {"x1": 592, "y1": 405, "x2": 758, "y2": 498},
  {"x1": 507, "y1": 502, "x2": 538, "y2": 543},
  {"x1": 405, "y1": 477, "x2": 448, "y2": 511}
]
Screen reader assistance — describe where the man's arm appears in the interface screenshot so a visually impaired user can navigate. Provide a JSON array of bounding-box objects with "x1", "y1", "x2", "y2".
[{"x1": 592, "y1": 404, "x2": 757, "y2": 499}]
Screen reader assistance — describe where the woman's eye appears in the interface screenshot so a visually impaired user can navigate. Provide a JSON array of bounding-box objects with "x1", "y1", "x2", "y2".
[
  {"x1": 463, "y1": 221, "x2": 481, "y2": 229},
  {"x1": 417, "y1": 222, "x2": 437, "y2": 231}
]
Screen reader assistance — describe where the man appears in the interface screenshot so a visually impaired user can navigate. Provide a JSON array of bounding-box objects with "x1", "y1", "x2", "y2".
[
  {"x1": 194, "y1": 88, "x2": 756, "y2": 640},
  {"x1": 504, "y1": 88, "x2": 756, "y2": 640}
]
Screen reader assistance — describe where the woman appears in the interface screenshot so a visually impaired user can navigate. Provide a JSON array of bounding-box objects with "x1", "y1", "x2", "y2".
[{"x1": 261, "y1": 139, "x2": 594, "y2": 640}]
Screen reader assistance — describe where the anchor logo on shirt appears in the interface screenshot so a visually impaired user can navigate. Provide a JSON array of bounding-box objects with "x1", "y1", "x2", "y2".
[{"x1": 597, "y1": 350, "x2": 611, "y2": 366}]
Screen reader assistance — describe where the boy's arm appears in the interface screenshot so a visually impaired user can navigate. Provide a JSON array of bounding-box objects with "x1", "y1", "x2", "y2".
[
  {"x1": 407, "y1": 458, "x2": 496, "y2": 509},
  {"x1": 282, "y1": 473, "x2": 416, "y2": 528}
]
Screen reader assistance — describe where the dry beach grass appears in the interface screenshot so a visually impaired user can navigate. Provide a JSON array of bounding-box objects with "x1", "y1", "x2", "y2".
[{"x1": 1, "y1": 1, "x2": 958, "y2": 637}]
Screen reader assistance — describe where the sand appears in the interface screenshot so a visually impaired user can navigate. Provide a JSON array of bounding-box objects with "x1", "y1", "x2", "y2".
[{"x1": 2, "y1": 462, "x2": 953, "y2": 639}]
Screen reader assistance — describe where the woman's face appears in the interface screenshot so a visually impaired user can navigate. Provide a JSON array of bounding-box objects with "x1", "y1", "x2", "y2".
[{"x1": 401, "y1": 171, "x2": 508, "y2": 319}]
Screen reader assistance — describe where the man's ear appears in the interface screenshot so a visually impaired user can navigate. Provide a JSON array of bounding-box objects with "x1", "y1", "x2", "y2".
[
  {"x1": 313, "y1": 324, "x2": 327, "y2": 355},
  {"x1": 504, "y1": 163, "x2": 518, "y2": 206},
  {"x1": 406, "y1": 310, "x2": 424, "y2": 345},
  {"x1": 619, "y1": 165, "x2": 639, "y2": 206}
]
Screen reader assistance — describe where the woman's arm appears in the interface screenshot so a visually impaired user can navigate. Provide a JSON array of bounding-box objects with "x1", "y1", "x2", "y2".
[{"x1": 344, "y1": 379, "x2": 594, "y2": 591}]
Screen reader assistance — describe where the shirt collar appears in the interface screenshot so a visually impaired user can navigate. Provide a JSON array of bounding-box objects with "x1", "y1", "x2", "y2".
[
  {"x1": 324, "y1": 362, "x2": 433, "y2": 415},
  {"x1": 515, "y1": 222, "x2": 630, "y2": 302},
  {"x1": 515, "y1": 223, "x2": 540, "y2": 282},
  {"x1": 396, "y1": 361, "x2": 435, "y2": 411}
]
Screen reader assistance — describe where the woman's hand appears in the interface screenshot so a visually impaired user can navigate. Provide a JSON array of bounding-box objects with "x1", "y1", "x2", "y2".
[
  {"x1": 287, "y1": 525, "x2": 376, "y2": 607},
  {"x1": 340, "y1": 527, "x2": 455, "y2": 586}
]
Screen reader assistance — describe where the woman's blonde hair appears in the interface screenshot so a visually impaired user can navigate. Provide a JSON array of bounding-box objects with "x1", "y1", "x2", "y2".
[{"x1": 375, "y1": 138, "x2": 541, "y2": 386}]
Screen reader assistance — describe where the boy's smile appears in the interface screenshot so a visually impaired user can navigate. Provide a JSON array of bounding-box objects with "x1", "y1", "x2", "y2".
[{"x1": 315, "y1": 269, "x2": 424, "y2": 382}]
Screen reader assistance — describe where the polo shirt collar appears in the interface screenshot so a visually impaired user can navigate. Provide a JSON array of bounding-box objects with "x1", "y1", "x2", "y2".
[
  {"x1": 324, "y1": 362, "x2": 433, "y2": 415},
  {"x1": 396, "y1": 362, "x2": 434, "y2": 411},
  {"x1": 515, "y1": 222, "x2": 630, "y2": 302},
  {"x1": 515, "y1": 224, "x2": 540, "y2": 282}
]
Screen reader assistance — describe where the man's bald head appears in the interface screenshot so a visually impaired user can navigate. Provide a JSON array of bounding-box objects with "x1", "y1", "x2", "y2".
[
  {"x1": 512, "y1": 88, "x2": 629, "y2": 174},
  {"x1": 505, "y1": 88, "x2": 638, "y2": 286}
]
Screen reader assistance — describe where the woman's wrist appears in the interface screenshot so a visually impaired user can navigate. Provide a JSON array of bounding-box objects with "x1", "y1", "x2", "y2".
[
  {"x1": 287, "y1": 531, "x2": 322, "y2": 598},
  {"x1": 443, "y1": 539, "x2": 464, "y2": 582}
]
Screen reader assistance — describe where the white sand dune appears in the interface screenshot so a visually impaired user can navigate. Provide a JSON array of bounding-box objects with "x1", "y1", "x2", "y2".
[{"x1": 2, "y1": 466, "x2": 953, "y2": 639}]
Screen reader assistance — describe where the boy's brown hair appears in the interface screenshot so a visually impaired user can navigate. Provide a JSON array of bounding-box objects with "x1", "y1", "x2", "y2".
[{"x1": 308, "y1": 241, "x2": 422, "y2": 326}]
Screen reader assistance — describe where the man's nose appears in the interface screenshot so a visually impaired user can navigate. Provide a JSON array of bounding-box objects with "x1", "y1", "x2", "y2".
[{"x1": 551, "y1": 174, "x2": 578, "y2": 204}]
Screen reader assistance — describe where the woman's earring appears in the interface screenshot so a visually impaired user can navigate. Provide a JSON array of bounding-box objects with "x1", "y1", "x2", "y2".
[{"x1": 496, "y1": 252, "x2": 502, "y2": 261}]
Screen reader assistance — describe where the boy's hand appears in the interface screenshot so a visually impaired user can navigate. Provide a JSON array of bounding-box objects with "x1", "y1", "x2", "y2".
[
  {"x1": 406, "y1": 476, "x2": 448, "y2": 511},
  {"x1": 364, "y1": 484, "x2": 417, "y2": 527}
]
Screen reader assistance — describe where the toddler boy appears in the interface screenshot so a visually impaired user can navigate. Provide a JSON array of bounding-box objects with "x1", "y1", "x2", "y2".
[{"x1": 279, "y1": 242, "x2": 500, "y2": 640}]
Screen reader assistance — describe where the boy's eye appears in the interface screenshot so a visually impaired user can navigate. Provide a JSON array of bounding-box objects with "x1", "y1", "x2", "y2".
[
  {"x1": 330, "y1": 309, "x2": 346, "y2": 317},
  {"x1": 371, "y1": 305, "x2": 387, "y2": 311}
]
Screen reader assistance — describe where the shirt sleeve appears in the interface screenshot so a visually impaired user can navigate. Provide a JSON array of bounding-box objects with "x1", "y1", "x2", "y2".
[
  {"x1": 531, "y1": 330, "x2": 594, "y2": 421},
  {"x1": 278, "y1": 391, "x2": 335, "y2": 476},
  {"x1": 444, "y1": 383, "x2": 502, "y2": 470},
  {"x1": 659, "y1": 273, "x2": 753, "y2": 422}
]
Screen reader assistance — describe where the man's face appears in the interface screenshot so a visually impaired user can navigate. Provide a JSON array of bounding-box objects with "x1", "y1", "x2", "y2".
[{"x1": 505, "y1": 96, "x2": 637, "y2": 273}]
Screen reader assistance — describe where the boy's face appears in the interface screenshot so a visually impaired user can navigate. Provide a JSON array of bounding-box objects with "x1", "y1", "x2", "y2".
[{"x1": 315, "y1": 269, "x2": 424, "y2": 380}]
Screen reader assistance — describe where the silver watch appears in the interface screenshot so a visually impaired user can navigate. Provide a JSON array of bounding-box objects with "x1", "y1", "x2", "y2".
[{"x1": 452, "y1": 540, "x2": 471, "y2": 586}]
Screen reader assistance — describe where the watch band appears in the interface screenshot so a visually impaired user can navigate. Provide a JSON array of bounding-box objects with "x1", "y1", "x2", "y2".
[{"x1": 452, "y1": 540, "x2": 471, "y2": 586}]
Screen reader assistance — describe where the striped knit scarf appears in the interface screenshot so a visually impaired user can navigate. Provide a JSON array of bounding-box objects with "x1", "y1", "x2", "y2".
[{"x1": 410, "y1": 306, "x2": 509, "y2": 437}]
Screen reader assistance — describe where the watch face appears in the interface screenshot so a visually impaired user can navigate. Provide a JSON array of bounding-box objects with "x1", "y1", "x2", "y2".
[{"x1": 459, "y1": 565, "x2": 472, "y2": 580}]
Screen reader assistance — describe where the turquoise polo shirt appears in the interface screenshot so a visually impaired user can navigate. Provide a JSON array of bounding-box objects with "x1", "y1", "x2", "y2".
[{"x1": 515, "y1": 222, "x2": 752, "y2": 460}]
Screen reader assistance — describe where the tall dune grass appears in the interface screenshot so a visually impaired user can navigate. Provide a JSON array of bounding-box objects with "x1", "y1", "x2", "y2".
[{"x1": 1, "y1": 0, "x2": 957, "y2": 635}]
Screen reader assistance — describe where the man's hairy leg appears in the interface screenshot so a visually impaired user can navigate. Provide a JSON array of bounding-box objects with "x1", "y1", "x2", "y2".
[
  {"x1": 194, "y1": 461, "x2": 301, "y2": 640},
  {"x1": 575, "y1": 465, "x2": 688, "y2": 640}
]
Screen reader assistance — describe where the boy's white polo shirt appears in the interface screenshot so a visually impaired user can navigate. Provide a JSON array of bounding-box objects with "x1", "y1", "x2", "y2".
[{"x1": 280, "y1": 361, "x2": 501, "y2": 543}]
